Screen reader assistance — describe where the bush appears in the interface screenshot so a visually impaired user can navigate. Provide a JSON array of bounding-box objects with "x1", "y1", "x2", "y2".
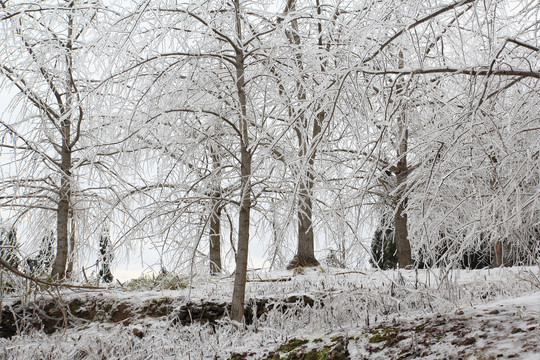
[{"x1": 125, "y1": 271, "x2": 188, "y2": 291}]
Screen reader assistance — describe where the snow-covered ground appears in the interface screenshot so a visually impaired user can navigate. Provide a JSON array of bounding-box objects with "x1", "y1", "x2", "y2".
[{"x1": 1, "y1": 266, "x2": 539, "y2": 359}]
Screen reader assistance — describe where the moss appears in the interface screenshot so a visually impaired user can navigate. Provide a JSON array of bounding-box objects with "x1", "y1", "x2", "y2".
[
  {"x1": 93, "y1": 310, "x2": 109, "y2": 322},
  {"x1": 368, "y1": 333, "x2": 389, "y2": 343},
  {"x1": 295, "y1": 349, "x2": 318, "y2": 360},
  {"x1": 155, "y1": 307, "x2": 167, "y2": 316},
  {"x1": 271, "y1": 336, "x2": 349, "y2": 360},
  {"x1": 69, "y1": 298, "x2": 85, "y2": 312},
  {"x1": 283, "y1": 346, "x2": 330, "y2": 360},
  {"x1": 277, "y1": 338, "x2": 309, "y2": 353},
  {"x1": 228, "y1": 355, "x2": 246, "y2": 360},
  {"x1": 267, "y1": 353, "x2": 284, "y2": 360},
  {"x1": 317, "y1": 346, "x2": 331, "y2": 360},
  {"x1": 367, "y1": 328, "x2": 398, "y2": 344},
  {"x1": 103, "y1": 302, "x2": 113, "y2": 312}
]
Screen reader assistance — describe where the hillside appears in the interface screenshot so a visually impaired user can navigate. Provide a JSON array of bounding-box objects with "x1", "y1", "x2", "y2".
[{"x1": 1, "y1": 266, "x2": 539, "y2": 359}]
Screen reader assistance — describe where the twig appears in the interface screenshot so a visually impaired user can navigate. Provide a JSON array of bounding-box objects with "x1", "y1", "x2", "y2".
[
  {"x1": 0, "y1": 258, "x2": 103, "y2": 290},
  {"x1": 334, "y1": 270, "x2": 367, "y2": 276},
  {"x1": 82, "y1": 266, "x2": 89, "y2": 283},
  {"x1": 247, "y1": 277, "x2": 292, "y2": 282}
]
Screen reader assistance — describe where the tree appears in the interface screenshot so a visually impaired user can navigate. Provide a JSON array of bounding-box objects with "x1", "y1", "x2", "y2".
[
  {"x1": 107, "y1": 0, "x2": 283, "y2": 321},
  {"x1": 1, "y1": 1, "x2": 87, "y2": 279},
  {"x1": 341, "y1": 0, "x2": 539, "y2": 270},
  {"x1": 0, "y1": 0, "x2": 122, "y2": 279},
  {"x1": 279, "y1": 0, "x2": 322, "y2": 269}
]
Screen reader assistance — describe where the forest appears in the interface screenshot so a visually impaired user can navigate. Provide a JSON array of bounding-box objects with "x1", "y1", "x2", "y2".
[{"x1": 0, "y1": 0, "x2": 539, "y2": 358}]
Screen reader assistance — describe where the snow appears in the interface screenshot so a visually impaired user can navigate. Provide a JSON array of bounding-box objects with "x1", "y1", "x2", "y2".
[{"x1": 1, "y1": 266, "x2": 539, "y2": 359}]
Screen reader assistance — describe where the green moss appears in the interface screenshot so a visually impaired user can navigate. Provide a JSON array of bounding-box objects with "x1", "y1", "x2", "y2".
[
  {"x1": 317, "y1": 346, "x2": 331, "y2": 360},
  {"x1": 296, "y1": 349, "x2": 318, "y2": 360},
  {"x1": 103, "y1": 302, "x2": 113, "y2": 312},
  {"x1": 368, "y1": 333, "x2": 392, "y2": 343},
  {"x1": 93, "y1": 310, "x2": 109, "y2": 322},
  {"x1": 267, "y1": 353, "x2": 284, "y2": 360},
  {"x1": 269, "y1": 336, "x2": 350, "y2": 360},
  {"x1": 155, "y1": 307, "x2": 167, "y2": 316},
  {"x1": 69, "y1": 298, "x2": 85, "y2": 312},
  {"x1": 367, "y1": 328, "x2": 397, "y2": 344},
  {"x1": 277, "y1": 338, "x2": 309, "y2": 353},
  {"x1": 282, "y1": 346, "x2": 330, "y2": 360},
  {"x1": 228, "y1": 355, "x2": 245, "y2": 360}
]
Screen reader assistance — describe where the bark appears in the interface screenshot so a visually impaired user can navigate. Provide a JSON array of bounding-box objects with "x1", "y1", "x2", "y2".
[
  {"x1": 231, "y1": 0, "x2": 252, "y2": 322},
  {"x1": 66, "y1": 211, "x2": 75, "y2": 278},
  {"x1": 284, "y1": 0, "x2": 320, "y2": 269},
  {"x1": 209, "y1": 195, "x2": 222, "y2": 274},
  {"x1": 51, "y1": 1, "x2": 75, "y2": 279},
  {"x1": 493, "y1": 241, "x2": 503, "y2": 267},
  {"x1": 51, "y1": 148, "x2": 71, "y2": 279},
  {"x1": 288, "y1": 133, "x2": 320, "y2": 269},
  {"x1": 209, "y1": 149, "x2": 222, "y2": 274},
  {"x1": 393, "y1": 129, "x2": 413, "y2": 268},
  {"x1": 392, "y1": 51, "x2": 412, "y2": 269},
  {"x1": 291, "y1": 184, "x2": 319, "y2": 268},
  {"x1": 394, "y1": 192, "x2": 412, "y2": 268}
]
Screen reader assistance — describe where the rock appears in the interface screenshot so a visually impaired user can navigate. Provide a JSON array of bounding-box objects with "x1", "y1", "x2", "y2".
[{"x1": 132, "y1": 327, "x2": 144, "y2": 338}]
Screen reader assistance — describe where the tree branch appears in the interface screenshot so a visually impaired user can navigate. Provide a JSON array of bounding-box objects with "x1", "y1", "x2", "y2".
[
  {"x1": 0, "y1": 257, "x2": 103, "y2": 290},
  {"x1": 357, "y1": 67, "x2": 540, "y2": 79}
]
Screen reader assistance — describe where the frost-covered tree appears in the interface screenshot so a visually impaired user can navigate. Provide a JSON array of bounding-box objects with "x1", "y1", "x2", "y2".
[
  {"x1": 344, "y1": 0, "x2": 539, "y2": 269},
  {"x1": 107, "y1": 0, "x2": 287, "y2": 321},
  {"x1": 0, "y1": 0, "x2": 123, "y2": 279}
]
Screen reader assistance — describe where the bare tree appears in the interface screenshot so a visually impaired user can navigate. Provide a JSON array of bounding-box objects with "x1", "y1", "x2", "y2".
[{"x1": 0, "y1": 0, "x2": 121, "y2": 279}]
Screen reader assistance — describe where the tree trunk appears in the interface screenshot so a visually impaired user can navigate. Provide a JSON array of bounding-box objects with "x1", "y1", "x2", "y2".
[
  {"x1": 284, "y1": 0, "x2": 321, "y2": 270},
  {"x1": 288, "y1": 171, "x2": 319, "y2": 269},
  {"x1": 209, "y1": 147, "x2": 222, "y2": 274},
  {"x1": 209, "y1": 195, "x2": 222, "y2": 274},
  {"x1": 51, "y1": 2, "x2": 75, "y2": 279},
  {"x1": 231, "y1": 0, "x2": 252, "y2": 322},
  {"x1": 493, "y1": 240, "x2": 503, "y2": 267},
  {"x1": 392, "y1": 50, "x2": 412, "y2": 269},
  {"x1": 394, "y1": 130, "x2": 413, "y2": 269},
  {"x1": 66, "y1": 210, "x2": 75, "y2": 278},
  {"x1": 51, "y1": 150, "x2": 71, "y2": 279},
  {"x1": 394, "y1": 193, "x2": 411, "y2": 268}
]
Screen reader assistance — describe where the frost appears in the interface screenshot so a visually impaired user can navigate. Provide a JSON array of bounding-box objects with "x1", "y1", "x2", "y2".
[{"x1": 1, "y1": 266, "x2": 539, "y2": 359}]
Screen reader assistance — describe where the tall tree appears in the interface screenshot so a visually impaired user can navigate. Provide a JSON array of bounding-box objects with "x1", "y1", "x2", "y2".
[
  {"x1": 0, "y1": 0, "x2": 119, "y2": 279},
  {"x1": 109, "y1": 0, "x2": 282, "y2": 320}
]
